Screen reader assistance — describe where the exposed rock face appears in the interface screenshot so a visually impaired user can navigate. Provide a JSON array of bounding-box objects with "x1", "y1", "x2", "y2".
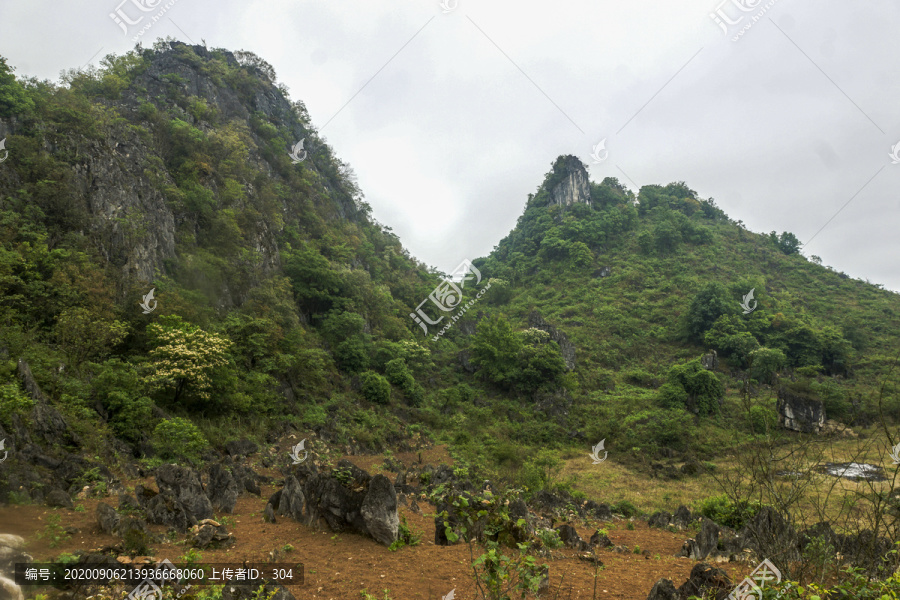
[
  {"x1": 777, "y1": 386, "x2": 825, "y2": 433},
  {"x1": 270, "y1": 460, "x2": 400, "y2": 546},
  {"x1": 18, "y1": 360, "x2": 80, "y2": 446},
  {"x1": 360, "y1": 475, "x2": 399, "y2": 546},
  {"x1": 144, "y1": 492, "x2": 198, "y2": 531},
  {"x1": 225, "y1": 439, "x2": 258, "y2": 457},
  {"x1": 207, "y1": 462, "x2": 242, "y2": 513},
  {"x1": 528, "y1": 311, "x2": 576, "y2": 371},
  {"x1": 680, "y1": 518, "x2": 719, "y2": 560},
  {"x1": 546, "y1": 155, "x2": 591, "y2": 208},
  {"x1": 155, "y1": 464, "x2": 213, "y2": 520},
  {"x1": 700, "y1": 350, "x2": 718, "y2": 371}
]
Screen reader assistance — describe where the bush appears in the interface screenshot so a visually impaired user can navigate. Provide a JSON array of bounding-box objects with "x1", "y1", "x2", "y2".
[
  {"x1": 696, "y1": 494, "x2": 762, "y2": 530},
  {"x1": 151, "y1": 417, "x2": 209, "y2": 463},
  {"x1": 612, "y1": 500, "x2": 639, "y2": 518},
  {"x1": 360, "y1": 371, "x2": 391, "y2": 405},
  {"x1": 748, "y1": 405, "x2": 777, "y2": 434},
  {"x1": 0, "y1": 382, "x2": 33, "y2": 428}
]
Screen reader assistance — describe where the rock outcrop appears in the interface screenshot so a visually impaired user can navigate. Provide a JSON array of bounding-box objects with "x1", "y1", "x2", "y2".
[
  {"x1": 777, "y1": 386, "x2": 825, "y2": 433},
  {"x1": 528, "y1": 311, "x2": 576, "y2": 371},
  {"x1": 546, "y1": 155, "x2": 591, "y2": 208}
]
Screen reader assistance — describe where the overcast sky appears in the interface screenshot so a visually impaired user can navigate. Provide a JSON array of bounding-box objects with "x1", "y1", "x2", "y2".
[{"x1": 2, "y1": 0, "x2": 899, "y2": 291}]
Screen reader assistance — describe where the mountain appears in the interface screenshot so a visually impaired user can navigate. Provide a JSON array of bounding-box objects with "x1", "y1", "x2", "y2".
[
  {"x1": 1, "y1": 40, "x2": 899, "y2": 483},
  {"x1": 4, "y1": 41, "x2": 900, "y2": 599}
]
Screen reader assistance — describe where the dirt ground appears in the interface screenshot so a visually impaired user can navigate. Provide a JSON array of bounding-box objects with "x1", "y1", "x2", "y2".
[{"x1": 0, "y1": 444, "x2": 759, "y2": 600}]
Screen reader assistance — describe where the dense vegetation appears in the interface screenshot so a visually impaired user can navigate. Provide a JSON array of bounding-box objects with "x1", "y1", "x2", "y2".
[{"x1": 1, "y1": 43, "x2": 899, "y2": 502}]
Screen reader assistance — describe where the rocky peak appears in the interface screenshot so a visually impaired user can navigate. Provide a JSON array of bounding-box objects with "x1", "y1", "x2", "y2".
[{"x1": 545, "y1": 155, "x2": 591, "y2": 208}]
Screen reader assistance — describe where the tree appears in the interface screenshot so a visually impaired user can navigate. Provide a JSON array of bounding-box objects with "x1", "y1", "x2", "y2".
[
  {"x1": 685, "y1": 283, "x2": 736, "y2": 342},
  {"x1": 770, "y1": 231, "x2": 801, "y2": 255},
  {"x1": 54, "y1": 307, "x2": 128, "y2": 369},
  {"x1": 360, "y1": 370, "x2": 391, "y2": 405},
  {"x1": 667, "y1": 359, "x2": 725, "y2": 416},
  {"x1": 749, "y1": 347, "x2": 786, "y2": 385},
  {"x1": 470, "y1": 314, "x2": 523, "y2": 389},
  {"x1": 146, "y1": 316, "x2": 233, "y2": 405},
  {"x1": 0, "y1": 56, "x2": 35, "y2": 118}
]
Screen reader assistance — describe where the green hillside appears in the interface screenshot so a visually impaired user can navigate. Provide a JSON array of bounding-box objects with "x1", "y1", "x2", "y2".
[{"x1": 1, "y1": 41, "x2": 899, "y2": 494}]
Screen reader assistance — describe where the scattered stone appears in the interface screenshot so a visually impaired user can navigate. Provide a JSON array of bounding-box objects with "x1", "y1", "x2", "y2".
[
  {"x1": 97, "y1": 503, "x2": 120, "y2": 535},
  {"x1": 263, "y1": 503, "x2": 276, "y2": 524},
  {"x1": 677, "y1": 563, "x2": 731, "y2": 599},
  {"x1": 207, "y1": 462, "x2": 241, "y2": 513},
  {"x1": 225, "y1": 439, "x2": 259, "y2": 457},
  {"x1": 645, "y1": 578, "x2": 679, "y2": 600},
  {"x1": 155, "y1": 464, "x2": 212, "y2": 520},
  {"x1": 144, "y1": 493, "x2": 197, "y2": 531},
  {"x1": 45, "y1": 489, "x2": 73, "y2": 509},
  {"x1": 648, "y1": 511, "x2": 672, "y2": 529},
  {"x1": 589, "y1": 530, "x2": 613, "y2": 548},
  {"x1": 193, "y1": 522, "x2": 235, "y2": 549}
]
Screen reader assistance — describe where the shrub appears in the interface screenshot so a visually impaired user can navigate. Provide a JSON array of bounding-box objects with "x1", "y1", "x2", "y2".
[
  {"x1": 0, "y1": 382, "x2": 33, "y2": 428},
  {"x1": 612, "y1": 500, "x2": 639, "y2": 518},
  {"x1": 696, "y1": 494, "x2": 762, "y2": 530},
  {"x1": 360, "y1": 371, "x2": 391, "y2": 405},
  {"x1": 152, "y1": 417, "x2": 209, "y2": 463}
]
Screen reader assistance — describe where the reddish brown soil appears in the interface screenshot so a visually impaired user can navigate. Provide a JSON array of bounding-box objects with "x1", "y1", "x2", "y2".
[{"x1": 0, "y1": 445, "x2": 758, "y2": 600}]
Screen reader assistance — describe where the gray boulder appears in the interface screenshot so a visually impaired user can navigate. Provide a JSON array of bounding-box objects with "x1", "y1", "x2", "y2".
[
  {"x1": 96, "y1": 503, "x2": 120, "y2": 535},
  {"x1": 45, "y1": 489, "x2": 73, "y2": 509},
  {"x1": 225, "y1": 439, "x2": 258, "y2": 457},
  {"x1": 645, "y1": 579, "x2": 678, "y2": 600},
  {"x1": 360, "y1": 475, "x2": 399, "y2": 546},
  {"x1": 193, "y1": 520, "x2": 235, "y2": 549},
  {"x1": 648, "y1": 511, "x2": 672, "y2": 529},
  {"x1": 208, "y1": 463, "x2": 241, "y2": 513},
  {"x1": 155, "y1": 464, "x2": 212, "y2": 520},
  {"x1": 145, "y1": 492, "x2": 197, "y2": 531},
  {"x1": 276, "y1": 476, "x2": 305, "y2": 522}
]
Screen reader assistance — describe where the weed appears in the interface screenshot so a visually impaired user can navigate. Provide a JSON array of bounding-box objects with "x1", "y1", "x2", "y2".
[
  {"x1": 633, "y1": 545, "x2": 641, "y2": 554},
  {"x1": 389, "y1": 516, "x2": 422, "y2": 552},
  {"x1": 38, "y1": 514, "x2": 70, "y2": 548},
  {"x1": 180, "y1": 548, "x2": 203, "y2": 566},
  {"x1": 626, "y1": 521, "x2": 635, "y2": 531},
  {"x1": 282, "y1": 544, "x2": 294, "y2": 553}
]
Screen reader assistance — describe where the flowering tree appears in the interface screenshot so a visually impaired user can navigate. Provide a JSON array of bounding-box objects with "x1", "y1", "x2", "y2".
[{"x1": 146, "y1": 316, "x2": 233, "y2": 404}]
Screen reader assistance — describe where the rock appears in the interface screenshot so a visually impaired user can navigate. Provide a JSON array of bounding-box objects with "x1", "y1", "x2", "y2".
[
  {"x1": 193, "y1": 523, "x2": 235, "y2": 549},
  {"x1": 360, "y1": 475, "x2": 399, "y2": 546},
  {"x1": 118, "y1": 492, "x2": 142, "y2": 513},
  {"x1": 97, "y1": 503, "x2": 120, "y2": 535},
  {"x1": 555, "y1": 524, "x2": 584, "y2": 549},
  {"x1": 263, "y1": 503, "x2": 276, "y2": 523},
  {"x1": 589, "y1": 530, "x2": 613, "y2": 548},
  {"x1": 17, "y1": 360, "x2": 80, "y2": 446},
  {"x1": 777, "y1": 386, "x2": 825, "y2": 433},
  {"x1": 144, "y1": 493, "x2": 197, "y2": 531},
  {"x1": 155, "y1": 464, "x2": 212, "y2": 520},
  {"x1": 700, "y1": 350, "x2": 718, "y2": 371},
  {"x1": 225, "y1": 439, "x2": 258, "y2": 457},
  {"x1": 46, "y1": 489, "x2": 73, "y2": 509},
  {"x1": 594, "y1": 266, "x2": 611, "y2": 278},
  {"x1": 698, "y1": 518, "x2": 720, "y2": 559},
  {"x1": 648, "y1": 512, "x2": 672, "y2": 529},
  {"x1": 207, "y1": 462, "x2": 241, "y2": 513},
  {"x1": 672, "y1": 506, "x2": 694, "y2": 528},
  {"x1": 528, "y1": 311, "x2": 576, "y2": 371},
  {"x1": 645, "y1": 578, "x2": 679, "y2": 600},
  {"x1": 0, "y1": 575, "x2": 23, "y2": 600},
  {"x1": 545, "y1": 155, "x2": 591, "y2": 209},
  {"x1": 677, "y1": 563, "x2": 731, "y2": 599},
  {"x1": 276, "y1": 476, "x2": 305, "y2": 522},
  {"x1": 739, "y1": 506, "x2": 799, "y2": 561}
]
